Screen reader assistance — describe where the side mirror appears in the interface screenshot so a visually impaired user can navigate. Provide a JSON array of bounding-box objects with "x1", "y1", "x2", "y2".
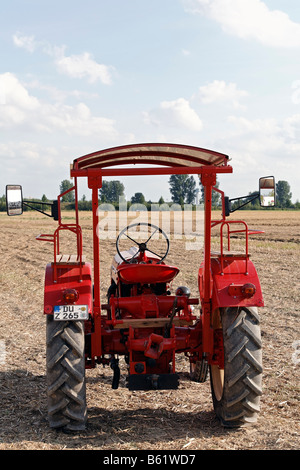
[
  {"x1": 259, "y1": 176, "x2": 275, "y2": 207},
  {"x1": 6, "y1": 185, "x2": 23, "y2": 216}
]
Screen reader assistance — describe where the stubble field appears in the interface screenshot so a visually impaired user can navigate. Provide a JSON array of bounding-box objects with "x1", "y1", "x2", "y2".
[{"x1": 0, "y1": 209, "x2": 299, "y2": 450}]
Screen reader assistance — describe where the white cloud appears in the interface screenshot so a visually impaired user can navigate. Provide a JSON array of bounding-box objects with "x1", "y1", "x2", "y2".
[
  {"x1": 183, "y1": 0, "x2": 300, "y2": 48},
  {"x1": 13, "y1": 32, "x2": 114, "y2": 84},
  {"x1": 44, "y1": 102, "x2": 117, "y2": 137},
  {"x1": 0, "y1": 141, "x2": 61, "y2": 172},
  {"x1": 0, "y1": 73, "x2": 39, "y2": 110},
  {"x1": 226, "y1": 115, "x2": 284, "y2": 154},
  {"x1": 0, "y1": 140, "x2": 69, "y2": 200},
  {"x1": 226, "y1": 114, "x2": 300, "y2": 150},
  {"x1": 282, "y1": 114, "x2": 300, "y2": 142},
  {"x1": 222, "y1": 115, "x2": 300, "y2": 179},
  {"x1": 144, "y1": 98, "x2": 203, "y2": 132},
  {"x1": 0, "y1": 73, "x2": 117, "y2": 137},
  {"x1": 54, "y1": 50, "x2": 113, "y2": 85},
  {"x1": 207, "y1": 113, "x2": 300, "y2": 201},
  {"x1": 25, "y1": 79, "x2": 99, "y2": 103},
  {"x1": 13, "y1": 32, "x2": 38, "y2": 53},
  {"x1": 198, "y1": 80, "x2": 248, "y2": 109},
  {"x1": 0, "y1": 72, "x2": 40, "y2": 127}
]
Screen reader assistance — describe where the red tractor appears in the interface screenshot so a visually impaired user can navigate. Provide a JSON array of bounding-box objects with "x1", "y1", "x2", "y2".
[{"x1": 6, "y1": 143, "x2": 275, "y2": 431}]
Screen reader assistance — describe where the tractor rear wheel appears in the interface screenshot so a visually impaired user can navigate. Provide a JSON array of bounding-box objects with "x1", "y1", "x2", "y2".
[
  {"x1": 46, "y1": 316, "x2": 87, "y2": 431},
  {"x1": 210, "y1": 306, "x2": 262, "y2": 427}
]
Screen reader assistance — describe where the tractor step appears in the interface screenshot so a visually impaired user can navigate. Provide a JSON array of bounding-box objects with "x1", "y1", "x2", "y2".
[
  {"x1": 127, "y1": 373, "x2": 179, "y2": 391},
  {"x1": 210, "y1": 250, "x2": 250, "y2": 258},
  {"x1": 55, "y1": 254, "x2": 86, "y2": 265}
]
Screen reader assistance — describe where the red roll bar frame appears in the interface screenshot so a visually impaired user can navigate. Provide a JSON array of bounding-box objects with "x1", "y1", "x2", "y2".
[{"x1": 69, "y1": 143, "x2": 233, "y2": 357}]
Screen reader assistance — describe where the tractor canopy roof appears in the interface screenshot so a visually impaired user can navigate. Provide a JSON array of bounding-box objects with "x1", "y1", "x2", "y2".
[{"x1": 72, "y1": 143, "x2": 229, "y2": 171}]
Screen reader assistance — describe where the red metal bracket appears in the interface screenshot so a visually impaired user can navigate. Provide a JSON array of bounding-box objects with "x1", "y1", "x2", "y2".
[
  {"x1": 201, "y1": 171, "x2": 217, "y2": 187},
  {"x1": 88, "y1": 170, "x2": 102, "y2": 189}
]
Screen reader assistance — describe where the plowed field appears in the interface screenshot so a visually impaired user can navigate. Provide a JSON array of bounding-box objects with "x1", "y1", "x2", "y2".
[{"x1": 0, "y1": 210, "x2": 299, "y2": 450}]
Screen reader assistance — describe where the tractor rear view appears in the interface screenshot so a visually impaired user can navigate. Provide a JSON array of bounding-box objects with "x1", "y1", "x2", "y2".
[{"x1": 6, "y1": 143, "x2": 275, "y2": 431}]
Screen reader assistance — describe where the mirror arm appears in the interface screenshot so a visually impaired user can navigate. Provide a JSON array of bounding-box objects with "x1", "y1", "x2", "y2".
[
  {"x1": 226, "y1": 193, "x2": 259, "y2": 214},
  {"x1": 23, "y1": 200, "x2": 58, "y2": 220}
]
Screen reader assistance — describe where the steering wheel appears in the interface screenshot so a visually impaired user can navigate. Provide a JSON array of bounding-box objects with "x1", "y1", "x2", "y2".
[{"x1": 116, "y1": 222, "x2": 169, "y2": 264}]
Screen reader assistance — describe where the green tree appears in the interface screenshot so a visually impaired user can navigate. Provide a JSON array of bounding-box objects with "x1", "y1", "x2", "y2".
[
  {"x1": 276, "y1": 180, "x2": 292, "y2": 208},
  {"x1": 185, "y1": 177, "x2": 197, "y2": 204},
  {"x1": 99, "y1": 180, "x2": 125, "y2": 203},
  {"x1": 294, "y1": 200, "x2": 300, "y2": 210},
  {"x1": 169, "y1": 175, "x2": 197, "y2": 204},
  {"x1": 248, "y1": 191, "x2": 260, "y2": 208},
  {"x1": 199, "y1": 178, "x2": 221, "y2": 207},
  {"x1": 41, "y1": 193, "x2": 52, "y2": 210},
  {"x1": 131, "y1": 192, "x2": 146, "y2": 204},
  {"x1": 0, "y1": 194, "x2": 6, "y2": 211},
  {"x1": 60, "y1": 180, "x2": 74, "y2": 202}
]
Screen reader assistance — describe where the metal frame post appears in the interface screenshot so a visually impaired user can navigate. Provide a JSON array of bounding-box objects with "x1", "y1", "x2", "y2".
[
  {"x1": 88, "y1": 173, "x2": 102, "y2": 358},
  {"x1": 201, "y1": 171, "x2": 216, "y2": 356}
]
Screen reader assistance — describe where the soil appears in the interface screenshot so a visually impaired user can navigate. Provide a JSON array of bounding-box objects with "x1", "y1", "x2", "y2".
[{"x1": 0, "y1": 210, "x2": 299, "y2": 450}]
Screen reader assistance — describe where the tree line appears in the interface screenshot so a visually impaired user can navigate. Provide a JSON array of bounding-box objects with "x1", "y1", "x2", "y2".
[{"x1": 1, "y1": 177, "x2": 299, "y2": 211}]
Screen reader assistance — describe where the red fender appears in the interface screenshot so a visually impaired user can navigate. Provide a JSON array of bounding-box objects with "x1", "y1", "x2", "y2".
[
  {"x1": 199, "y1": 257, "x2": 264, "y2": 312},
  {"x1": 43, "y1": 262, "x2": 93, "y2": 315}
]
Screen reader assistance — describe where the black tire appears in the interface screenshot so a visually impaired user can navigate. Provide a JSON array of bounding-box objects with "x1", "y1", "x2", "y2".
[
  {"x1": 210, "y1": 306, "x2": 263, "y2": 427},
  {"x1": 46, "y1": 316, "x2": 87, "y2": 431},
  {"x1": 190, "y1": 359, "x2": 208, "y2": 383}
]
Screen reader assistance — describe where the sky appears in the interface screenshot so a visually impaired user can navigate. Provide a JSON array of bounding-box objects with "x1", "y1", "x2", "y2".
[{"x1": 1, "y1": 0, "x2": 300, "y2": 203}]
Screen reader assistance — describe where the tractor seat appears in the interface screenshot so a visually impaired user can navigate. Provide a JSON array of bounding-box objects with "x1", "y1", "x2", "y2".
[{"x1": 117, "y1": 263, "x2": 179, "y2": 284}]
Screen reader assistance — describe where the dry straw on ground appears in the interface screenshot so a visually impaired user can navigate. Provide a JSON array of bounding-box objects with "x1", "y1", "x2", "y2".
[{"x1": 0, "y1": 210, "x2": 299, "y2": 450}]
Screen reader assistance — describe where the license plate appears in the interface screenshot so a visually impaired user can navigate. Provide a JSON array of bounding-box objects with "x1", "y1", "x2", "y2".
[{"x1": 53, "y1": 305, "x2": 89, "y2": 321}]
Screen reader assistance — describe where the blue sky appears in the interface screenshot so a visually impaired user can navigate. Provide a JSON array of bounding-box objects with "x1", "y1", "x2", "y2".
[{"x1": 1, "y1": 0, "x2": 300, "y2": 203}]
